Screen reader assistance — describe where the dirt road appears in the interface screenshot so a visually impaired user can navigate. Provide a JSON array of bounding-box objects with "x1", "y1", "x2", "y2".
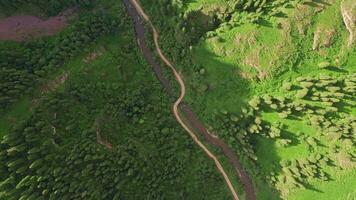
[{"x1": 123, "y1": 0, "x2": 256, "y2": 199}]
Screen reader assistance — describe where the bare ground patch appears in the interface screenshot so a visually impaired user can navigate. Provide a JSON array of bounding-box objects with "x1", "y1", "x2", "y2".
[
  {"x1": 234, "y1": 31, "x2": 257, "y2": 54},
  {"x1": 83, "y1": 50, "x2": 104, "y2": 63},
  {"x1": 242, "y1": 48, "x2": 269, "y2": 80},
  {"x1": 41, "y1": 72, "x2": 69, "y2": 94},
  {"x1": 313, "y1": 27, "x2": 337, "y2": 50},
  {"x1": 0, "y1": 8, "x2": 74, "y2": 41},
  {"x1": 96, "y1": 128, "x2": 112, "y2": 150},
  {"x1": 341, "y1": 0, "x2": 356, "y2": 47}
]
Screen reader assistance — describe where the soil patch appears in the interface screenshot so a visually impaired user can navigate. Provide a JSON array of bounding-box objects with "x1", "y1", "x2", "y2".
[
  {"x1": 41, "y1": 72, "x2": 69, "y2": 94},
  {"x1": 341, "y1": 0, "x2": 356, "y2": 47},
  {"x1": 0, "y1": 9, "x2": 73, "y2": 41},
  {"x1": 96, "y1": 128, "x2": 112, "y2": 150},
  {"x1": 83, "y1": 51, "x2": 103, "y2": 63}
]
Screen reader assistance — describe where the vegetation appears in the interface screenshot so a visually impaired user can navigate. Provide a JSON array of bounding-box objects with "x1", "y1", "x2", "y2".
[
  {"x1": 138, "y1": 0, "x2": 356, "y2": 199},
  {"x1": 0, "y1": 12, "x2": 121, "y2": 111},
  {"x1": 0, "y1": 78, "x2": 230, "y2": 199},
  {"x1": 210, "y1": 72, "x2": 355, "y2": 198},
  {"x1": 1, "y1": 0, "x2": 355, "y2": 199},
  {"x1": 0, "y1": 0, "x2": 232, "y2": 199}
]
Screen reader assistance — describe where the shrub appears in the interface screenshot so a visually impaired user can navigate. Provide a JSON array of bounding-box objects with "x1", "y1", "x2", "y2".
[
  {"x1": 318, "y1": 61, "x2": 331, "y2": 69},
  {"x1": 296, "y1": 88, "x2": 309, "y2": 99},
  {"x1": 278, "y1": 112, "x2": 288, "y2": 119},
  {"x1": 282, "y1": 82, "x2": 292, "y2": 91},
  {"x1": 300, "y1": 81, "x2": 313, "y2": 88}
]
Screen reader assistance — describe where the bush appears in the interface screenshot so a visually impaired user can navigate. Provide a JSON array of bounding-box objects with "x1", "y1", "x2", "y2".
[
  {"x1": 278, "y1": 112, "x2": 288, "y2": 119},
  {"x1": 282, "y1": 82, "x2": 292, "y2": 91},
  {"x1": 318, "y1": 61, "x2": 331, "y2": 69},
  {"x1": 296, "y1": 88, "x2": 309, "y2": 99}
]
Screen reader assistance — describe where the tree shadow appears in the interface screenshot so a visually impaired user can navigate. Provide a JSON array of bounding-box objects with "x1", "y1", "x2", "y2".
[
  {"x1": 303, "y1": 183, "x2": 324, "y2": 193},
  {"x1": 258, "y1": 18, "x2": 274, "y2": 28},
  {"x1": 303, "y1": 2, "x2": 321, "y2": 7},
  {"x1": 335, "y1": 101, "x2": 353, "y2": 113},
  {"x1": 285, "y1": 114, "x2": 300, "y2": 121},
  {"x1": 250, "y1": 135, "x2": 283, "y2": 200},
  {"x1": 186, "y1": 45, "x2": 283, "y2": 199},
  {"x1": 182, "y1": 0, "x2": 198, "y2": 7},
  {"x1": 312, "y1": 0, "x2": 331, "y2": 6},
  {"x1": 273, "y1": 12, "x2": 289, "y2": 18},
  {"x1": 325, "y1": 66, "x2": 349, "y2": 73},
  {"x1": 188, "y1": 45, "x2": 251, "y2": 115},
  {"x1": 185, "y1": 10, "x2": 220, "y2": 44},
  {"x1": 281, "y1": 129, "x2": 301, "y2": 146}
]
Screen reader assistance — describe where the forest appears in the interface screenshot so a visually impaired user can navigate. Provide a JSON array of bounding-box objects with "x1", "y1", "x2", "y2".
[{"x1": 0, "y1": 0, "x2": 234, "y2": 199}]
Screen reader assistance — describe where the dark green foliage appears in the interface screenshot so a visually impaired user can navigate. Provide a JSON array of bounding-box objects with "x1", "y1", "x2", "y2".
[
  {"x1": 0, "y1": 68, "x2": 36, "y2": 109},
  {"x1": 180, "y1": 10, "x2": 220, "y2": 44},
  {"x1": 1, "y1": 13, "x2": 120, "y2": 72},
  {"x1": 0, "y1": 12, "x2": 120, "y2": 111},
  {"x1": 209, "y1": 109, "x2": 262, "y2": 165},
  {"x1": 0, "y1": 118, "x2": 142, "y2": 200},
  {"x1": 0, "y1": 14, "x2": 229, "y2": 197},
  {"x1": 0, "y1": 83, "x2": 226, "y2": 199},
  {"x1": 226, "y1": 0, "x2": 302, "y2": 24}
]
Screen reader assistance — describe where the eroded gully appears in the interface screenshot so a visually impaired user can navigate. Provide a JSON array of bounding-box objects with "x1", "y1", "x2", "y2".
[{"x1": 123, "y1": 0, "x2": 256, "y2": 199}]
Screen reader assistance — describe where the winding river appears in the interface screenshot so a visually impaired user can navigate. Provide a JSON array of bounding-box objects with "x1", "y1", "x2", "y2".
[{"x1": 123, "y1": 0, "x2": 256, "y2": 199}]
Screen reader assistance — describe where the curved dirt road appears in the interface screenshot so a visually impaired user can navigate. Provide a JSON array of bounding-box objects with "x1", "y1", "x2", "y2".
[
  {"x1": 125, "y1": 0, "x2": 239, "y2": 199},
  {"x1": 124, "y1": 0, "x2": 256, "y2": 199}
]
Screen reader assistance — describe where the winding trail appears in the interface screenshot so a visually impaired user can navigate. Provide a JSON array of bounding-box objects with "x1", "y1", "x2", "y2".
[{"x1": 124, "y1": 0, "x2": 256, "y2": 199}]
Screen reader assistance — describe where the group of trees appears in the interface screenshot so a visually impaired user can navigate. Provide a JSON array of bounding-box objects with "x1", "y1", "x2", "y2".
[
  {"x1": 281, "y1": 73, "x2": 355, "y2": 139},
  {"x1": 0, "y1": 9, "x2": 231, "y2": 195},
  {"x1": 207, "y1": 72, "x2": 355, "y2": 197},
  {"x1": 228, "y1": 0, "x2": 307, "y2": 23},
  {"x1": 0, "y1": 115, "x2": 149, "y2": 200},
  {"x1": 0, "y1": 12, "x2": 120, "y2": 111},
  {"x1": 0, "y1": 68, "x2": 35, "y2": 109},
  {"x1": 0, "y1": 80, "x2": 227, "y2": 199},
  {"x1": 284, "y1": 73, "x2": 355, "y2": 102},
  {"x1": 229, "y1": 0, "x2": 307, "y2": 12},
  {"x1": 269, "y1": 154, "x2": 330, "y2": 197},
  {"x1": 247, "y1": 73, "x2": 355, "y2": 126},
  {"x1": 167, "y1": 0, "x2": 299, "y2": 44}
]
